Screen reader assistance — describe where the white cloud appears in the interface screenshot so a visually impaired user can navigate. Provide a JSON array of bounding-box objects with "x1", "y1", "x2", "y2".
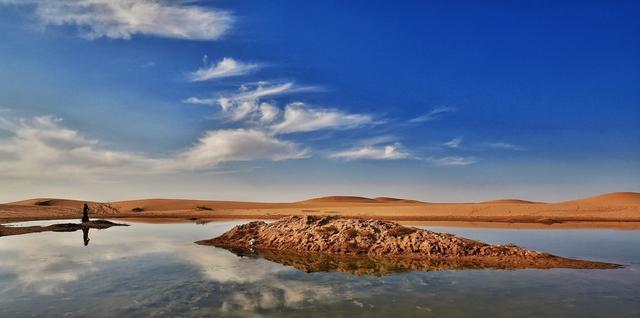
[
  {"x1": 409, "y1": 106, "x2": 456, "y2": 123},
  {"x1": 2, "y1": 0, "x2": 233, "y2": 40},
  {"x1": 179, "y1": 129, "x2": 308, "y2": 170},
  {"x1": 0, "y1": 115, "x2": 307, "y2": 177},
  {"x1": 182, "y1": 97, "x2": 217, "y2": 106},
  {"x1": 0, "y1": 115, "x2": 170, "y2": 177},
  {"x1": 330, "y1": 143, "x2": 412, "y2": 161},
  {"x1": 189, "y1": 57, "x2": 260, "y2": 81},
  {"x1": 259, "y1": 102, "x2": 280, "y2": 123},
  {"x1": 185, "y1": 82, "x2": 370, "y2": 134},
  {"x1": 443, "y1": 137, "x2": 462, "y2": 148},
  {"x1": 206, "y1": 82, "x2": 299, "y2": 122},
  {"x1": 234, "y1": 82, "x2": 298, "y2": 100},
  {"x1": 0, "y1": 106, "x2": 376, "y2": 178},
  {"x1": 271, "y1": 102, "x2": 373, "y2": 134},
  {"x1": 356, "y1": 135, "x2": 398, "y2": 146},
  {"x1": 429, "y1": 156, "x2": 477, "y2": 166},
  {"x1": 487, "y1": 142, "x2": 524, "y2": 151}
]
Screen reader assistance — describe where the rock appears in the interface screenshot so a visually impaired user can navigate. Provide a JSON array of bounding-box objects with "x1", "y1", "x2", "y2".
[{"x1": 196, "y1": 216, "x2": 621, "y2": 271}]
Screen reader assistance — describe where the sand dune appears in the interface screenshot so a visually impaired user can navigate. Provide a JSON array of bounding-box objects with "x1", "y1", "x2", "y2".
[
  {"x1": 110, "y1": 198, "x2": 292, "y2": 212},
  {"x1": 299, "y1": 196, "x2": 379, "y2": 203},
  {"x1": 564, "y1": 192, "x2": 640, "y2": 205},
  {"x1": 298, "y1": 196, "x2": 424, "y2": 205},
  {"x1": 2, "y1": 192, "x2": 639, "y2": 225},
  {"x1": 11, "y1": 198, "x2": 93, "y2": 207},
  {"x1": 479, "y1": 199, "x2": 540, "y2": 204},
  {"x1": 372, "y1": 197, "x2": 424, "y2": 204}
]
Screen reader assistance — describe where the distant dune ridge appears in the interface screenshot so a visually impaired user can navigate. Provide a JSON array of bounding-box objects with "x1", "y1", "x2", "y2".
[
  {"x1": 562, "y1": 192, "x2": 640, "y2": 205},
  {"x1": 299, "y1": 196, "x2": 424, "y2": 204},
  {"x1": 1, "y1": 192, "x2": 639, "y2": 225},
  {"x1": 478, "y1": 199, "x2": 540, "y2": 204}
]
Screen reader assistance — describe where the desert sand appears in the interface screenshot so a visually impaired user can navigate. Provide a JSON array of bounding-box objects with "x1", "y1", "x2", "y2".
[{"x1": 1, "y1": 192, "x2": 639, "y2": 228}]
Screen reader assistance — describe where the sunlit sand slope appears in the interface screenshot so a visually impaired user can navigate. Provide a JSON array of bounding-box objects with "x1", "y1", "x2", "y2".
[{"x1": 2, "y1": 192, "x2": 639, "y2": 224}]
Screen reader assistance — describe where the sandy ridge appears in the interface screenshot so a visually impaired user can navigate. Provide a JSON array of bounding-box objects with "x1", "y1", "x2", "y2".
[{"x1": 1, "y1": 192, "x2": 639, "y2": 225}]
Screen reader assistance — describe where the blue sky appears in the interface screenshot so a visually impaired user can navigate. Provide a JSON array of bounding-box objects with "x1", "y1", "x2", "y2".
[{"x1": 0, "y1": 0, "x2": 638, "y2": 202}]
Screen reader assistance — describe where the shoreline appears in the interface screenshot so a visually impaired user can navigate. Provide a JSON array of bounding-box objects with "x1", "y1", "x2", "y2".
[{"x1": 3, "y1": 214, "x2": 640, "y2": 230}]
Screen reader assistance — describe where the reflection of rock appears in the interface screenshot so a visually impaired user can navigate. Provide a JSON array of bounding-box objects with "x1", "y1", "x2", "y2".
[
  {"x1": 223, "y1": 247, "x2": 612, "y2": 275},
  {"x1": 0, "y1": 220, "x2": 128, "y2": 237},
  {"x1": 197, "y1": 216, "x2": 621, "y2": 271}
]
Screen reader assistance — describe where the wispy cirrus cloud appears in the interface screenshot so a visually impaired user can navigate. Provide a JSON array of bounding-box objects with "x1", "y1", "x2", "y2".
[
  {"x1": 443, "y1": 136, "x2": 463, "y2": 148},
  {"x1": 0, "y1": 0, "x2": 233, "y2": 40},
  {"x1": 409, "y1": 106, "x2": 456, "y2": 123},
  {"x1": 217, "y1": 84, "x2": 294, "y2": 122},
  {"x1": 188, "y1": 57, "x2": 260, "y2": 81},
  {"x1": 184, "y1": 82, "x2": 372, "y2": 134},
  {"x1": 329, "y1": 143, "x2": 412, "y2": 161},
  {"x1": 486, "y1": 142, "x2": 524, "y2": 151},
  {"x1": 270, "y1": 103, "x2": 373, "y2": 134},
  {"x1": 216, "y1": 82, "x2": 298, "y2": 119},
  {"x1": 182, "y1": 97, "x2": 217, "y2": 106},
  {"x1": 224, "y1": 81, "x2": 323, "y2": 103},
  {"x1": 428, "y1": 156, "x2": 477, "y2": 166},
  {"x1": 184, "y1": 82, "x2": 302, "y2": 121},
  {"x1": 356, "y1": 135, "x2": 399, "y2": 146}
]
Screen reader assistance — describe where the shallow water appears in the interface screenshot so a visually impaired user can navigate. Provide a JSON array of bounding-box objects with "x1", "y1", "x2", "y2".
[{"x1": 1, "y1": 220, "x2": 639, "y2": 317}]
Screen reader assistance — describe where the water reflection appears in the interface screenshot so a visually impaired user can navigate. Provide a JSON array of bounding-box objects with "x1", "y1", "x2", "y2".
[
  {"x1": 82, "y1": 227, "x2": 90, "y2": 246},
  {"x1": 0, "y1": 220, "x2": 638, "y2": 317},
  {"x1": 219, "y1": 247, "x2": 536, "y2": 275},
  {"x1": 0, "y1": 220, "x2": 127, "y2": 248}
]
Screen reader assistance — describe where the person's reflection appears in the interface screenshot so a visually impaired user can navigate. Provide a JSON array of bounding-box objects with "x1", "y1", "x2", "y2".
[{"x1": 82, "y1": 227, "x2": 90, "y2": 246}]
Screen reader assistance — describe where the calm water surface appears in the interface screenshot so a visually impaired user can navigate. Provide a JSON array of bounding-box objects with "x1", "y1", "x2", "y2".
[{"x1": 1, "y1": 220, "x2": 639, "y2": 317}]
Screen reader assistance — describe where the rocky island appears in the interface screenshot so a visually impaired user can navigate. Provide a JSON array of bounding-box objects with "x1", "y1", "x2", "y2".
[{"x1": 197, "y1": 216, "x2": 621, "y2": 272}]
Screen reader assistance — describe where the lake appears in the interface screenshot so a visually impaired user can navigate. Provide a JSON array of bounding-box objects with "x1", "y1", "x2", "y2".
[{"x1": 1, "y1": 220, "x2": 639, "y2": 317}]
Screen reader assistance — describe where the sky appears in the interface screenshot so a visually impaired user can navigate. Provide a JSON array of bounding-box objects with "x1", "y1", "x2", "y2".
[{"x1": 0, "y1": 0, "x2": 638, "y2": 203}]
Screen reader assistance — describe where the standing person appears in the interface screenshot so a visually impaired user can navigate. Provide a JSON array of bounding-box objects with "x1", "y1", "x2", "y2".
[{"x1": 82, "y1": 204, "x2": 90, "y2": 223}]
